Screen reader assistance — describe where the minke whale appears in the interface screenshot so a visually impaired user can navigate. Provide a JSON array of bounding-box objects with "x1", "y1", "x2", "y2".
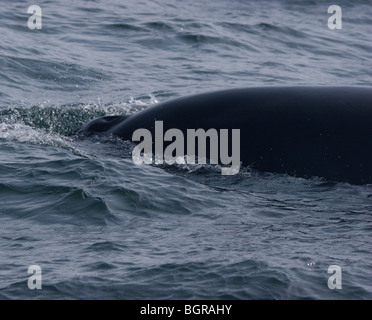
[{"x1": 76, "y1": 86, "x2": 372, "y2": 184}]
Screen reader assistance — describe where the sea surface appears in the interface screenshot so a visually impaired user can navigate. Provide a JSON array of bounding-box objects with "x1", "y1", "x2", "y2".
[{"x1": 0, "y1": 0, "x2": 371, "y2": 299}]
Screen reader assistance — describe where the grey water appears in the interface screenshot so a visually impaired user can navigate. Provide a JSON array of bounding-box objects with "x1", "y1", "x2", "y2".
[{"x1": 0, "y1": 0, "x2": 371, "y2": 299}]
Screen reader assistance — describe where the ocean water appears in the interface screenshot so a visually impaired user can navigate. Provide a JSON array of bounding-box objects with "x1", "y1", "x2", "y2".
[{"x1": 0, "y1": 0, "x2": 372, "y2": 299}]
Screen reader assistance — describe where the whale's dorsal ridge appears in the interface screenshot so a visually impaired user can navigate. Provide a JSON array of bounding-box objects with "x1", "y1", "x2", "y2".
[{"x1": 76, "y1": 86, "x2": 372, "y2": 184}]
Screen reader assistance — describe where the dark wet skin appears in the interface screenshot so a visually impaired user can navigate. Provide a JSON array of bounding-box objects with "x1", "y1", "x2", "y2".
[{"x1": 76, "y1": 86, "x2": 372, "y2": 184}]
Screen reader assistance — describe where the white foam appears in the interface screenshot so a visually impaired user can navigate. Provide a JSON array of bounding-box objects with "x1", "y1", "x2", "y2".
[{"x1": 0, "y1": 122, "x2": 88, "y2": 157}]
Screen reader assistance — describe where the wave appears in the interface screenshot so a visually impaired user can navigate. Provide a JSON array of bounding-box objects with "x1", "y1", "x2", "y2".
[{"x1": 0, "y1": 95, "x2": 156, "y2": 139}]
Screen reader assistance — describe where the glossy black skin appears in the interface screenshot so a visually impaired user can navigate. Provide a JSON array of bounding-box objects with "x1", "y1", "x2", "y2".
[{"x1": 76, "y1": 86, "x2": 372, "y2": 184}]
